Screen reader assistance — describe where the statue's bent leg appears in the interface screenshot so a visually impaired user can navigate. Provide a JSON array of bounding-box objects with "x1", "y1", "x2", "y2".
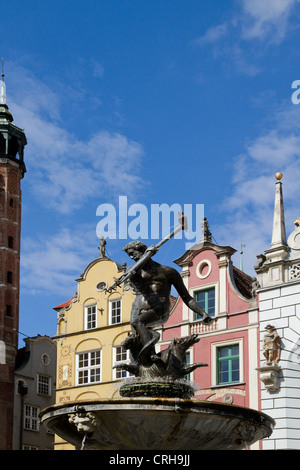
[
  {"x1": 131, "y1": 308, "x2": 158, "y2": 344},
  {"x1": 131, "y1": 308, "x2": 161, "y2": 361}
]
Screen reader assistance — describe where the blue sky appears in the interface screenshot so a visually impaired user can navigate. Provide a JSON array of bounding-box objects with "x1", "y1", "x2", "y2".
[{"x1": 2, "y1": 0, "x2": 300, "y2": 344}]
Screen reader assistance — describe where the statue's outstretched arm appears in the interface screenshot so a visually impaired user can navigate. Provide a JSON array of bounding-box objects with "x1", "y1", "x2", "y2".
[{"x1": 169, "y1": 268, "x2": 211, "y2": 323}]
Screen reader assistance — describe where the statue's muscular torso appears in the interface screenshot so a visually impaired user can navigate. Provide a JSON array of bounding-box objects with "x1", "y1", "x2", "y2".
[{"x1": 130, "y1": 261, "x2": 174, "y2": 327}]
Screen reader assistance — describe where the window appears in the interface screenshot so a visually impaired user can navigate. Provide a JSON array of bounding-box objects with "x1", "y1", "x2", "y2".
[
  {"x1": 113, "y1": 346, "x2": 131, "y2": 380},
  {"x1": 17, "y1": 380, "x2": 28, "y2": 396},
  {"x1": 77, "y1": 350, "x2": 101, "y2": 385},
  {"x1": 24, "y1": 405, "x2": 39, "y2": 431},
  {"x1": 196, "y1": 259, "x2": 212, "y2": 279},
  {"x1": 37, "y1": 374, "x2": 51, "y2": 396},
  {"x1": 0, "y1": 133, "x2": 5, "y2": 155},
  {"x1": 217, "y1": 344, "x2": 240, "y2": 385},
  {"x1": 96, "y1": 281, "x2": 107, "y2": 292},
  {"x1": 109, "y1": 299, "x2": 121, "y2": 324},
  {"x1": 42, "y1": 353, "x2": 50, "y2": 366},
  {"x1": 7, "y1": 271, "x2": 13, "y2": 284},
  {"x1": 85, "y1": 304, "x2": 97, "y2": 330},
  {"x1": 6, "y1": 305, "x2": 12, "y2": 317},
  {"x1": 194, "y1": 287, "x2": 215, "y2": 319},
  {"x1": 8, "y1": 135, "x2": 19, "y2": 158},
  {"x1": 8, "y1": 236, "x2": 13, "y2": 249},
  {"x1": 185, "y1": 351, "x2": 191, "y2": 381}
]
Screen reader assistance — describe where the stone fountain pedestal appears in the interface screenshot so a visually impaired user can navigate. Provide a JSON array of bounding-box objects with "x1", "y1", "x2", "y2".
[
  {"x1": 40, "y1": 334, "x2": 275, "y2": 450},
  {"x1": 40, "y1": 396, "x2": 275, "y2": 450}
]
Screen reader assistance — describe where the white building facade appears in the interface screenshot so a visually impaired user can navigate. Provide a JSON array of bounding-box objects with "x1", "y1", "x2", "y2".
[{"x1": 255, "y1": 174, "x2": 300, "y2": 450}]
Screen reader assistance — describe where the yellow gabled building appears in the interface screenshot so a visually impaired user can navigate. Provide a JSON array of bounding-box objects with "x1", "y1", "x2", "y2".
[{"x1": 52, "y1": 243, "x2": 135, "y2": 449}]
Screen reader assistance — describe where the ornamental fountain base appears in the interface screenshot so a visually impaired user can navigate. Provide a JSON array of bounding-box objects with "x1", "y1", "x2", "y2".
[
  {"x1": 39, "y1": 396, "x2": 275, "y2": 450},
  {"x1": 40, "y1": 333, "x2": 275, "y2": 451},
  {"x1": 119, "y1": 379, "x2": 195, "y2": 399},
  {"x1": 40, "y1": 333, "x2": 275, "y2": 450}
]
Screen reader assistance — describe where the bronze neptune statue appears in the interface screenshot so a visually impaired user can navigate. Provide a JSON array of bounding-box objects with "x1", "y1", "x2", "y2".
[{"x1": 106, "y1": 213, "x2": 211, "y2": 395}]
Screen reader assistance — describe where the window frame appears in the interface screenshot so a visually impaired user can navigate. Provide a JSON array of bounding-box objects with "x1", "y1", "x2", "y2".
[
  {"x1": 217, "y1": 344, "x2": 240, "y2": 385},
  {"x1": 76, "y1": 349, "x2": 102, "y2": 386},
  {"x1": 211, "y1": 339, "x2": 244, "y2": 387},
  {"x1": 37, "y1": 374, "x2": 51, "y2": 396},
  {"x1": 112, "y1": 345, "x2": 131, "y2": 380},
  {"x1": 190, "y1": 283, "x2": 218, "y2": 320},
  {"x1": 84, "y1": 304, "x2": 97, "y2": 330},
  {"x1": 194, "y1": 287, "x2": 216, "y2": 319},
  {"x1": 24, "y1": 404, "x2": 40, "y2": 432},
  {"x1": 109, "y1": 298, "x2": 122, "y2": 325}
]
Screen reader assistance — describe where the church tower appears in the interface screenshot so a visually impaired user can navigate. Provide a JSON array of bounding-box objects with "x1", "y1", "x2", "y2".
[{"x1": 0, "y1": 68, "x2": 27, "y2": 449}]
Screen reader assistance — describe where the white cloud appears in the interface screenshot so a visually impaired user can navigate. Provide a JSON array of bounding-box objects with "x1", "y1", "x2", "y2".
[
  {"x1": 84, "y1": 131, "x2": 144, "y2": 194},
  {"x1": 21, "y1": 225, "x2": 98, "y2": 296},
  {"x1": 223, "y1": 44, "x2": 261, "y2": 76},
  {"x1": 216, "y1": 102, "x2": 300, "y2": 275},
  {"x1": 240, "y1": 0, "x2": 299, "y2": 42},
  {"x1": 6, "y1": 61, "x2": 146, "y2": 297},
  {"x1": 192, "y1": 23, "x2": 228, "y2": 46},
  {"x1": 191, "y1": 0, "x2": 300, "y2": 77},
  {"x1": 223, "y1": 174, "x2": 275, "y2": 211},
  {"x1": 7, "y1": 63, "x2": 145, "y2": 214},
  {"x1": 247, "y1": 131, "x2": 300, "y2": 164}
]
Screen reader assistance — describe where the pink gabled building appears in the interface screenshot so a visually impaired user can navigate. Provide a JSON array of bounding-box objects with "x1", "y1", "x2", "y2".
[{"x1": 158, "y1": 218, "x2": 260, "y2": 417}]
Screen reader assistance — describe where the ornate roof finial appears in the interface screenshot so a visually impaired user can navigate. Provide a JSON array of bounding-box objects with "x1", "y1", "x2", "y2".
[
  {"x1": 0, "y1": 59, "x2": 14, "y2": 123},
  {"x1": 294, "y1": 217, "x2": 300, "y2": 227},
  {"x1": 1, "y1": 58, "x2": 6, "y2": 105},
  {"x1": 201, "y1": 217, "x2": 212, "y2": 243}
]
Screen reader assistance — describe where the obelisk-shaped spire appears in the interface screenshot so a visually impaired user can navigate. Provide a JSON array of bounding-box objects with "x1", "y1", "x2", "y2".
[{"x1": 270, "y1": 173, "x2": 287, "y2": 248}]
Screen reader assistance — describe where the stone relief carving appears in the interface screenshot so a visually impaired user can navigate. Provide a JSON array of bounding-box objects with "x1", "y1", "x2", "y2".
[
  {"x1": 58, "y1": 344, "x2": 72, "y2": 388},
  {"x1": 289, "y1": 263, "x2": 300, "y2": 280},
  {"x1": 222, "y1": 393, "x2": 234, "y2": 404},
  {"x1": 258, "y1": 368, "x2": 281, "y2": 393},
  {"x1": 251, "y1": 277, "x2": 260, "y2": 297},
  {"x1": 233, "y1": 421, "x2": 259, "y2": 448},
  {"x1": 288, "y1": 217, "x2": 300, "y2": 250},
  {"x1": 68, "y1": 407, "x2": 99, "y2": 434}
]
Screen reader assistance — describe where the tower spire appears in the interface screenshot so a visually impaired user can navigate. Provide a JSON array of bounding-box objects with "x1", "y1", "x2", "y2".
[
  {"x1": 1, "y1": 58, "x2": 6, "y2": 104},
  {"x1": 255, "y1": 173, "x2": 289, "y2": 286}
]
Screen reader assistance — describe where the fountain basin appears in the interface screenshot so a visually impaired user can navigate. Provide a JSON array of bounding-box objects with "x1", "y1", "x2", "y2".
[{"x1": 40, "y1": 397, "x2": 275, "y2": 450}]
